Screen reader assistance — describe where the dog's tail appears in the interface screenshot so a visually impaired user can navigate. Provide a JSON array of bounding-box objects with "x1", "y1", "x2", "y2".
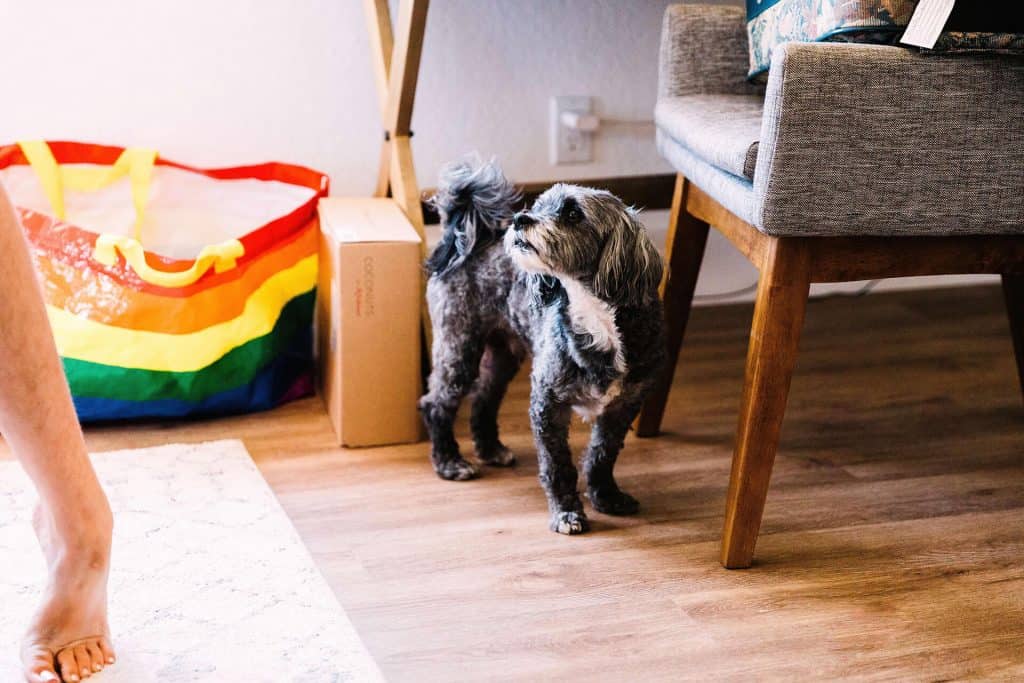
[{"x1": 426, "y1": 158, "x2": 521, "y2": 278}]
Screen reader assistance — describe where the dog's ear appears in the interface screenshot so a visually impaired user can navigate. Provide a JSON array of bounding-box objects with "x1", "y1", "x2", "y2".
[{"x1": 592, "y1": 208, "x2": 662, "y2": 306}]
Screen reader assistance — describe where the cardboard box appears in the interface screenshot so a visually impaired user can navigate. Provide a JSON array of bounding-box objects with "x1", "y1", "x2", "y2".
[{"x1": 316, "y1": 198, "x2": 423, "y2": 447}]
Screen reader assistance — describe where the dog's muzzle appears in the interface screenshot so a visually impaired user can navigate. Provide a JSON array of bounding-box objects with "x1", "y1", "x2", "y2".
[
  {"x1": 511, "y1": 234, "x2": 535, "y2": 252},
  {"x1": 510, "y1": 212, "x2": 538, "y2": 252}
]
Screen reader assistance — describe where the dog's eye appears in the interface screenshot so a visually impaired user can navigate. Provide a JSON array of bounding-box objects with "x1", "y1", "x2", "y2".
[{"x1": 566, "y1": 208, "x2": 582, "y2": 223}]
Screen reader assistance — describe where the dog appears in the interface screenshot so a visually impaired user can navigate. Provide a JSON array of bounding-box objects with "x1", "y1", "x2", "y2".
[{"x1": 419, "y1": 159, "x2": 665, "y2": 534}]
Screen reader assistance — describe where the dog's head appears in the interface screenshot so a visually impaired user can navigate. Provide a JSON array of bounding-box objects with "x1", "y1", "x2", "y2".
[{"x1": 503, "y1": 184, "x2": 662, "y2": 306}]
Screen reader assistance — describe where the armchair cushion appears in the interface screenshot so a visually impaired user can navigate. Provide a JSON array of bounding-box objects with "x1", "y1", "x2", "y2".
[
  {"x1": 655, "y1": 95, "x2": 763, "y2": 180},
  {"x1": 657, "y1": 130, "x2": 758, "y2": 226}
]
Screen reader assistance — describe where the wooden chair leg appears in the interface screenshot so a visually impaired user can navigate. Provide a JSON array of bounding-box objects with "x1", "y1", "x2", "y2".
[
  {"x1": 721, "y1": 237, "x2": 810, "y2": 569},
  {"x1": 636, "y1": 175, "x2": 709, "y2": 437},
  {"x1": 1001, "y1": 273, "x2": 1024, "y2": 404}
]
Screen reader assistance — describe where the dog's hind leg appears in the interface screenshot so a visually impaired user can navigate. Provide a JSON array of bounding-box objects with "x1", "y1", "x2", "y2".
[
  {"x1": 583, "y1": 392, "x2": 645, "y2": 516},
  {"x1": 420, "y1": 331, "x2": 485, "y2": 481},
  {"x1": 530, "y1": 391, "x2": 588, "y2": 534},
  {"x1": 470, "y1": 332, "x2": 524, "y2": 467}
]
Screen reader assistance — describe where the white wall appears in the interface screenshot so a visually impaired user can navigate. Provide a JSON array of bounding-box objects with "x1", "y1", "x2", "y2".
[
  {"x1": 0, "y1": 0, "x2": 993, "y2": 302},
  {"x1": 1, "y1": 0, "x2": 699, "y2": 191}
]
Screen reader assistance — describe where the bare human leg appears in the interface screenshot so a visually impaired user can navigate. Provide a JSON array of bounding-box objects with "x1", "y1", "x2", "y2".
[{"x1": 0, "y1": 182, "x2": 116, "y2": 682}]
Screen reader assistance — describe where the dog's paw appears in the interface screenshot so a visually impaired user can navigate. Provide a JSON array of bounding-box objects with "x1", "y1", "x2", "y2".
[
  {"x1": 588, "y1": 488, "x2": 639, "y2": 516},
  {"x1": 477, "y1": 444, "x2": 517, "y2": 468},
  {"x1": 550, "y1": 510, "x2": 590, "y2": 535},
  {"x1": 435, "y1": 457, "x2": 480, "y2": 481}
]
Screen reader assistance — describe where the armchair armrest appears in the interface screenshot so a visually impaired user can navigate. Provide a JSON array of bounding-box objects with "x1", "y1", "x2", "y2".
[
  {"x1": 658, "y1": 4, "x2": 763, "y2": 99},
  {"x1": 753, "y1": 42, "x2": 1024, "y2": 236}
]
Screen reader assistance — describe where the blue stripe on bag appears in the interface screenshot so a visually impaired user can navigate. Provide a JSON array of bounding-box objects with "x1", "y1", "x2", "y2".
[{"x1": 72, "y1": 328, "x2": 313, "y2": 421}]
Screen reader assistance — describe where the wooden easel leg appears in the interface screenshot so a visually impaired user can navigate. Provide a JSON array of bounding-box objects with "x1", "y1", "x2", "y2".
[
  {"x1": 389, "y1": 137, "x2": 425, "y2": 246},
  {"x1": 391, "y1": 135, "x2": 432, "y2": 352},
  {"x1": 365, "y1": 0, "x2": 394, "y2": 197},
  {"x1": 363, "y1": 0, "x2": 432, "y2": 350},
  {"x1": 720, "y1": 237, "x2": 810, "y2": 569},
  {"x1": 374, "y1": 141, "x2": 391, "y2": 197},
  {"x1": 636, "y1": 174, "x2": 709, "y2": 437},
  {"x1": 385, "y1": 0, "x2": 429, "y2": 138},
  {"x1": 364, "y1": 0, "x2": 394, "y2": 103}
]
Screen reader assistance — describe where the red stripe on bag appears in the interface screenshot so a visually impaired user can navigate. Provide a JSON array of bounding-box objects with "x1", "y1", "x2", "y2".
[{"x1": 0, "y1": 141, "x2": 329, "y2": 295}]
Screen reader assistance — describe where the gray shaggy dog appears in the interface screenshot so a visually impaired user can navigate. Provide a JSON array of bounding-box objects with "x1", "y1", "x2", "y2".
[{"x1": 420, "y1": 159, "x2": 665, "y2": 534}]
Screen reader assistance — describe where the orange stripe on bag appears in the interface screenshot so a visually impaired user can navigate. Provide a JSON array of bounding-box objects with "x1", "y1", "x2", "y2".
[
  {"x1": 33, "y1": 221, "x2": 318, "y2": 334},
  {"x1": 18, "y1": 209, "x2": 314, "y2": 298}
]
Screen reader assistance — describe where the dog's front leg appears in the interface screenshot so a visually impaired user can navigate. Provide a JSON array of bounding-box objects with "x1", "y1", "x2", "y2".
[
  {"x1": 583, "y1": 392, "x2": 644, "y2": 516},
  {"x1": 529, "y1": 389, "x2": 588, "y2": 534}
]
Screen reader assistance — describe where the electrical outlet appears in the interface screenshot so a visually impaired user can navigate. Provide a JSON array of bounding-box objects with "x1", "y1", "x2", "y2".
[{"x1": 550, "y1": 95, "x2": 593, "y2": 164}]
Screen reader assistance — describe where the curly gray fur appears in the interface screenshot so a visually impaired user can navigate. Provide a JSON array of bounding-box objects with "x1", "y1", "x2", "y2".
[
  {"x1": 425, "y1": 158, "x2": 522, "y2": 278},
  {"x1": 419, "y1": 159, "x2": 665, "y2": 534}
]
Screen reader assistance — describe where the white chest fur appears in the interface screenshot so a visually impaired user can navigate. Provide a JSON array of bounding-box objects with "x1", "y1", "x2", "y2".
[
  {"x1": 560, "y1": 277, "x2": 627, "y2": 420},
  {"x1": 561, "y1": 277, "x2": 626, "y2": 373}
]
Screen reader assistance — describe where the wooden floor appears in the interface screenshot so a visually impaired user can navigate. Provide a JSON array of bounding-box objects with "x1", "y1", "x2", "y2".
[{"x1": 8, "y1": 284, "x2": 1024, "y2": 681}]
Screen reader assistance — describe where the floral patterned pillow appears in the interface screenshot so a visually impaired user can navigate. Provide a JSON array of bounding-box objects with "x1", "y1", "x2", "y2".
[{"x1": 746, "y1": 0, "x2": 1024, "y2": 80}]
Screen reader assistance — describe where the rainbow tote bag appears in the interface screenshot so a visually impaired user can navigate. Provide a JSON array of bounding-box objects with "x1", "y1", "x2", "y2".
[{"x1": 0, "y1": 140, "x2": 328, "y2": 421}]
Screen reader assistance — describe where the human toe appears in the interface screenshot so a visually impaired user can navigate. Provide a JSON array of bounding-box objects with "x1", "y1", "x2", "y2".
[
  {"x1": 84, "y1": 641, "x2": 105, "y2": 673},
  {"x1": 97, "y1": 636, "x2": 115, "y2": 666},
  {"x1": 55, "y1": 648, "x2": 79, "y2": 681},
  {"x1": 73, "y1": 645, "x2": 93, "y2": 678},
  {"x1": 21, "y1": 643, "x2": 59, "y2": 683}
]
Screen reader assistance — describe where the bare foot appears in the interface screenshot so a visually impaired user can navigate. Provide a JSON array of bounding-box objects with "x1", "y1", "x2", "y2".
[{"x1": 21, "y1": 504, "x2": 115, "y2": 682}]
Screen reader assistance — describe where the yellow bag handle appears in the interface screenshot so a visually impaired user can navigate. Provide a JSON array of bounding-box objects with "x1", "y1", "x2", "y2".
[
  {"x1": 93, "y1": 235, "x2": 245, "y2": 288},
  {"x1": 19, "y1": 140, "x2": 156, "y2": 233},
  {"x1": 18, "y1": 141, "x2": 246, "y2": 287}
]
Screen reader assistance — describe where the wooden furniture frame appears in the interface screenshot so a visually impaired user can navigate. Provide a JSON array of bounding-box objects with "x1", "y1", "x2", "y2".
[
  {"x1": 364, "y1": 0, "x2": 431, "y2": 344},
  {"x1": 637, "y1": 174, "x2": 1024, "y2": 569}
]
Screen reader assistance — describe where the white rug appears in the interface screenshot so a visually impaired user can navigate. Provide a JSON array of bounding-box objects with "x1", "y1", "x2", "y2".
[{"x1": 0, "y1": 440, "x2": 383, "y2": 682}]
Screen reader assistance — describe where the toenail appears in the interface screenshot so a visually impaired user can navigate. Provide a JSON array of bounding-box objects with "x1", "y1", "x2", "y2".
[
  {"x1": 94, "y1": 664, "x2": 103, "y2": 671},
  {"x1": 107, "y1": 657, "x2": 115, "y2": 663}
]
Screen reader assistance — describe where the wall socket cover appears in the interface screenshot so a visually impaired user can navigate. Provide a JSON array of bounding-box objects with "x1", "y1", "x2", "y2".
[{"x1": 550, "y1": 95, "x2": 593, "y2": 165}]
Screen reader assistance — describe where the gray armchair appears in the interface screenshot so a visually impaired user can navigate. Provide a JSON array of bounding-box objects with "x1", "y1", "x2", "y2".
[{"x1": 636, "y1": 4, "x2": 1024, "y2": 568}]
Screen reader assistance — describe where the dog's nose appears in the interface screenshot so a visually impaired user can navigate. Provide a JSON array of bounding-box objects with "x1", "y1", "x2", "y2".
[{"x1": 513, "y1": 212, "x2": 535, "y2": 231}]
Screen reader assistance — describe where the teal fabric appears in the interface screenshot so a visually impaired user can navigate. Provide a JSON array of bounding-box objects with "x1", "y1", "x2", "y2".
[
  {"x1": 745, "y1": 0, "x2": 781, "y2": 21},
  {"x1": 745, "y1": 0, "x2": 913, "y2": 79},
  {"x1": 745, "y1": 1, "x2": 1024, "y2": 80}
]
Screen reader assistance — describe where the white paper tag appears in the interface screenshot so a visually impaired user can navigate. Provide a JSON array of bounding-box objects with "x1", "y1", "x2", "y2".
[{"x1": 900, "y1": 0, "x2": 956, "y2": 49}]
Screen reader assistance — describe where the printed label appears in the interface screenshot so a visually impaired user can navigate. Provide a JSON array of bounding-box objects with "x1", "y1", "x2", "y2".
[
  {"x1": 354, "y1": 256, "x2": 375, "y2": 318},
  {"x1": 900, "y1": 0, "x2": 956, "y2": 49}
]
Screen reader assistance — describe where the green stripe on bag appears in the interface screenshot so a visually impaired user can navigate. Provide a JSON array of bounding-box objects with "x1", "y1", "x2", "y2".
[{"x1": 63, "y1": 289, "x2": 315, "y2": 403}]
